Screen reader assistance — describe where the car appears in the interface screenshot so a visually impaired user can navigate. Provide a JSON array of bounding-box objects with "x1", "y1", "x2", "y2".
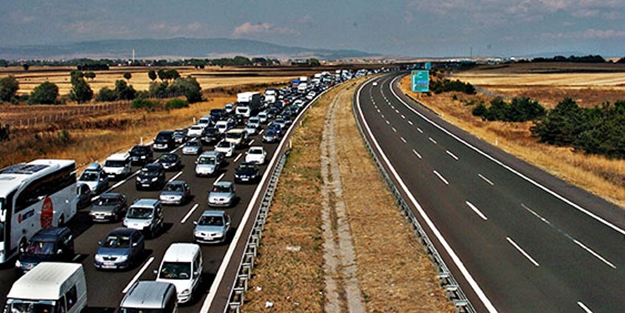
[
  {"x1": 129, "y1": 145, "x2": 154, "y2": 165},
  {"x1": 197, "y1": 115, "x2": 212, "y2": 128},
  {"x1": 193, "y1": 210, "x2": 231, "y2": 244},
  {"x1": 257, "y1": 112, "x2": 269, "y2": 124},
  {"x1": 195, "y1": 151, "x2": 225, "y2": 177},
  {"x1": 94, "y1": 227, "x2": 145, "y2": 270},
  {"x1": 159, "y1": 180, "x2": 191, "y2": 205},
  {"x1": 78, "y1": 162, "x2": 109, "y2": 195},
  {"x1": 214, "y1": 120, "x2": 230, "y2": 134},
  {"x1": 158, "y1": 152, "x2": 182, "y2": 171},
  {"x1": 244, "y1": 146, "x2": 267, "y2": 165},
  {"x1": 135, "y1": 163, "x2": 166, "y2": 190},
  {"x1": 214, "y1": 140, "x2": 236, "y2": 158},
  {"x1": 207, "y1": 181, "x2": 236, "y2": 207},
  {"x1": 153, "y1": 130, "x2": 175, "y2": 151},
  {"x1": 14, "y1": 227, "x2": 74, "y2": 275},
  {"x1": 186, "y1": 125, "x2": 204, "y2": 138},
  {"x1": 155, "y1": 243, "x2": 203, "y2": 304},
  {"x1": 224, "y1": 103, "x2": 235, "y2": 115},
  {"x1": 201, "y1": 127, "x2": 222, "y2": 145},
  {"x1": 267, "y1": 122, "x2": 283, "y2": 136},
  {"x1": 89, "y1": 192, "x2": 128, "y2": 222},
  {"x1": 248, "y1": 116, "x2": 261, "y2": 129},
  {"x1": 273, "y1": 118, "x2": 288, "y2": 130},
  {"x1": 76, "y1": 183, "x2": 93, "y2": 210},
  {"x1": 234, "y1": 162, "x2": 261, "y2": 184},
  {"x1": 306, "y1": 91, "x2": 317, "y2": 100},
  {"x1": 172, "y1": 128, "x2": 188, "y2": 144},
  {"x1": 224, "y1": 129, "x2": 248, "y2": 148},
  {"x1": 123, "y1": 198, "x2": 164, "y2": 238},
  {"x1": 244, "y1": 122, "x2": 259, "y2": 136},
  {"x1": 209, "y1": 109, "x2": 225, "y2": 122},
  {"x1": 182, "y1": 139, "x2": 202, "y2": 155},
  {"x1": 262, "y1": 129, "x2": 282, "y2": 143}
]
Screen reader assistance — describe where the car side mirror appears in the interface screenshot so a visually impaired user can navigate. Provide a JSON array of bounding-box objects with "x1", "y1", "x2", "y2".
[{"x1": 153, "y1": 269, "x2": 158, "y2": 275}]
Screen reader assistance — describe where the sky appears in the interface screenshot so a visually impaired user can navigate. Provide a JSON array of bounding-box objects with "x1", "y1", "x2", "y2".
[{"x1": 2, "y1": 0, "x2": 625, "y2": 58}]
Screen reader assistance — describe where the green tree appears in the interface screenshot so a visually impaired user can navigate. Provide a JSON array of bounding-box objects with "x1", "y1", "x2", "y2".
[
  {"x1": 531, "y1": 98, "x2": 585, "y2": 146},
  {"x1": 0, "y1": 75, "x2": 19, "y2": 103},
  {"x1": 28, "y1": 81, "x2": 59, "y2": 104},
  {"x1": 69, "y1": 76, "x2": 93, "y2": 104},
  {"x1": 95, "y1": 87, "x2": 116, "y2": 102},
  {"x1": 148, "y1": 70, "x2": 157, "y2": 82},
  {"x1": 84, "y1": 72, "x2": 96, "y2": 81},
  {"x1": 22, "y1": 64, "x2": 30, "y2": 71},
  {"x1": 167, "y1": 76, "x2": 202, "y2": 103},
  {"x1": 123, "y1": 72, "x2": 132, "y2": 81},
  {"x1": 114, "y1": 80, "x2": 136, "y2": 100}
]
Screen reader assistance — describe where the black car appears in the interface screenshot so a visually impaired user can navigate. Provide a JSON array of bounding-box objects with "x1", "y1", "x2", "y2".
[
  {"x1": 89, "y1": 192, "x2": 128, "y2": 222},
  {"x1": 135, "y1": 163, "x2": 166, "y2": 190},
  {"x1": 15, "y1": 227, "x2": 75, "y2": 275},
  {"x1": 234, "y1": 162, "x2": 261, "y2": 183},
  {"x1": 129, "y1": 145, "x2": 154, "y2": 165},
  {"x1": 158, "y1": 152, "x2": 182, "y2": 171},
  {"x1": 262, "y1": 129, "x2": 282, "y2": 143},
  {"x1": 153, "y1": 130, "x2": 175, "y2": 151},
  {"x1": 201, "y1": 127, "x2": 222, "y2": 145}
]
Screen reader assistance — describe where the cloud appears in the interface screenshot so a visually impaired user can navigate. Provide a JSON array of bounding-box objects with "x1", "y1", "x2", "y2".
[
  {"x1": 149, "y1": 22, "x2": 181, "y2": 34},
  {"x1": 542, "y1": 28, "x2": 625, "y2": 39},
  {"x1": 232, "y1": 22, "x2": 300, "y2": 37},
  {"x1": 187, "y1": 22, "x2": 203, "y2": 32}
]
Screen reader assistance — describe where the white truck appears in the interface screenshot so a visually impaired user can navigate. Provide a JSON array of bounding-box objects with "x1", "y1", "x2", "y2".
[
  {"x1": 235, "y1": 92, "x2": 262, "y2": 117},
  {"x1": 263, "y1": 88, "x2": 277, "y2": 104},
  {"x1": 103, "y1": 152, "x2": 132, "y2": 179}
]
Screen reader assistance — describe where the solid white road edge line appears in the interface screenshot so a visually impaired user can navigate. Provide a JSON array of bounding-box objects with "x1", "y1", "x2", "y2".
[
  {"x1": 357, "y1": 80, "x2": 498, "y2": 313},
  {"x1": 181, "y1": 203, "x2": 199, "y2": 224}
]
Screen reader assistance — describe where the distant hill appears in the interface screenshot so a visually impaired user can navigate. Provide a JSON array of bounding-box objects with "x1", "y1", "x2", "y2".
[{"x1": 0, "y1": 37, "x2": 379, "y2": 61}]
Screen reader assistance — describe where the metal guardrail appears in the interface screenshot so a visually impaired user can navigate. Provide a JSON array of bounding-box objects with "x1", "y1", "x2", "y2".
[
  {"x1": 351, "y1": 86, "x2": 476, "y2": 313},
  {"x1": 224, "y1": 150, "x2": 289, "y2": 313}
]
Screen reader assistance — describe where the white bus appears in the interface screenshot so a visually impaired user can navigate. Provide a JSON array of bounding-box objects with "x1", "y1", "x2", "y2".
[{"x1": 0, "y1": 159, "x2": 78, "y2": 264}]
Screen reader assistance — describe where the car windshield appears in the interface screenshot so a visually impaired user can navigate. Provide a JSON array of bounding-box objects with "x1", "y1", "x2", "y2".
[
  {"x1": 249, "y1": 149, "x2": 262, "y2": 154},
  {"x1": 104, "y1": 160, "x2": 126, "y2": 167},
  {"x1": 102, "y1": 234, "x2": 131, "y2": 248},
  {"x1": 217, "y1": 142, "x2": 230, "y2": 148},
  {"x1": 97, "y1": 197, "x2": 118, "y2": 206},
  {"x1": 159, "y1": 262, "x2": 191, "y2": 280},
  {"x1": 198, "y1": 156, "x2": 215, "y2": 165},
  {"x1": 6, "y1": 301, "x2": 54, "y2": 313},
  {"x1": 79, "y1": 171, "x2": 98, "y2": 181},
  {"x1": 127, "y1": 207, "x2": 153, "y2": 219},
  {"x1": 174, "y1": 130, "x2": 185, "y2": 136},
  {"x1": 198, "y1": 215, "x2": 224, "y2": 226},
  {"x1": 26, "y1": 241, "x2": 55, "y2": 255},
  {"x1": 238, "y1": 164, "x2": 256, "y2": 171},
  {"x1": 226, "y1": 132, "x2": 242, "y2": 139},
  {"x1": 186, "y1": 141, "x2": 200, "y2": 147},
  {"x1": 140, "y1": 168, "x2": 160, "y2": 177},
  {"x1": 211, "y1": 185, "x2": 229, "y2": 193},
  {"x1": 131, "y1": 146, "x2": 149, "y2": 154},
  {"x1": 160, "y1": 154, "x2": 177, "y2": 162},
  {"x1": 164, "y1": 184, "x2": 183, "y2": 192}
]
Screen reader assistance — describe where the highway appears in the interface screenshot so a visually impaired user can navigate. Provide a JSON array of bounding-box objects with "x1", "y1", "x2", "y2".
[
  {"x1": 354, "y1": 72, "x2": 625, "y2": 312},
  {"x1": 0, "y1": 108, "x2": 296, "y2": 312}
]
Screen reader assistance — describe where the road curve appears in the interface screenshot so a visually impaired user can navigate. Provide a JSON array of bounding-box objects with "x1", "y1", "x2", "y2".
[{"x1": 354, "y1": 72, "x2": 625, "y2": 313}]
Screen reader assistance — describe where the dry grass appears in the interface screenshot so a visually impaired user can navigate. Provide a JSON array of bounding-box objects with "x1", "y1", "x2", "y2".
[
  {"x1": 399, "y1": 73, "x2": 625, "y2": 208},
  {"x1": 244, "y1": 80, "x2": 453, "y2": 312}
]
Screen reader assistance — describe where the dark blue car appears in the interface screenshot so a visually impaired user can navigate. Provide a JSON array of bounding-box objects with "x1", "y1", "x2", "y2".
[{"x1": 94, "y1": 227, "x2": 145, "y2": 270}]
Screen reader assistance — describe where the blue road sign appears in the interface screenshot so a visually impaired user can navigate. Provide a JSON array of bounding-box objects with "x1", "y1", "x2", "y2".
[{"x1": 412, "y1": 70, "x2": 429, "y2": 92}]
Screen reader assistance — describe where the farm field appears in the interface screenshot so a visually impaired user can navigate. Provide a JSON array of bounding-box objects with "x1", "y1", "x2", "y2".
[{"x1": 401, "y1": 62, "x2": 625, "y2": 207}]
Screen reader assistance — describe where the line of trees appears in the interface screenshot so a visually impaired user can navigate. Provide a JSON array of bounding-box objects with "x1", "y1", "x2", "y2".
[
  {"x1": 430, "y1": 79, "x2": 476, "y2": 94},
  {"x1": 472, "y1": 97, "x2": 546, "y2": 122}
]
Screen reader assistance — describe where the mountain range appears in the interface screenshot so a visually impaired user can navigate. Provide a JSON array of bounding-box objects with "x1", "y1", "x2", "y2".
[{"x1": 0, "y1": 37, "x2": 380, "y2": 61}]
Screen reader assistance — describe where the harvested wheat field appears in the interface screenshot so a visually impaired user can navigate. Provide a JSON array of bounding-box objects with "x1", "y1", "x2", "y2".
[{"x1": 401, "y1": 63, "x2": 625, "y2": 208}]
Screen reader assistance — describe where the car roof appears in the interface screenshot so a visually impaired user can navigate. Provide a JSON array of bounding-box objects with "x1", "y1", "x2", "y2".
[
  {"x1": 85, "y1": 162, "x2": 102, "y2": 171},
  {"x1": 200, "y1": 210, "x2": 227, "y2": 217},
  {"x1": 107, "y1": 227, "x2": 138, "y2": 236},
  {"x1": 166, "y1": 180, "x2": 186, "y2": 186},
  {"x1": 32, "y1": 227, "x2": 71, "y2": 241},
  {"x1": 143, "y1": 163, "x2": 163, "y2": 169},
  {"x1": 200, "y1": 151, "x2": 220, "y2": 156},
  {"x1": 213, "y1": 181, "x2": 233, "y2": 188},
  {"x1": 131, "y1": 198, "x2": 160, "y2": 207},
  {"x1": 99, "y1": 192, "x2": 124, "y2": 199}
]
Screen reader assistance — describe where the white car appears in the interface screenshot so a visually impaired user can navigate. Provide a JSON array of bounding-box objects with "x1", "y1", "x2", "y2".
[
  {"x1": 186, "y1": 125, "x2": 204, "y2": 138},
  {"x1": 257, "y1": 112, "x2": 268, "y2": 124},
  {"x1": 244, "y1": 123, "x2": 259, "y2": 136},
  {"x1": 214, "y1": 140, "x2": 236, "y2": 158},
  {"x1": 244, "y1": 146, "x2": 267, "y2": 165}
]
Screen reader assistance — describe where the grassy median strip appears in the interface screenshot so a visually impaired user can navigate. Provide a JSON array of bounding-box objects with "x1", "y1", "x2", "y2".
[{"x1": 244, "y1": 80, "x2": 453, "y2": 312}]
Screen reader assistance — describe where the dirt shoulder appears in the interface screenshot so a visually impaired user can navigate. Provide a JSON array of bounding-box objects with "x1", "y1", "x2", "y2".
[{"x1": 243, "y1": 80, "x2": 453, "y2": 312}]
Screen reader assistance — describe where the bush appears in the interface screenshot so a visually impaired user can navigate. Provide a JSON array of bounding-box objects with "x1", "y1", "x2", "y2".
[
  {"x1": 28, "y1": 81, "x2": 59, "y2": 104},
  {"x1": 96, "y1": 87, "x2": 117, "y2": 102},
  {"x1": 131, "y1": 98, "x2": 159, "y2": 109},
  {"x1": 165, "y1": 98, "x2": 189, "y2": 110}
]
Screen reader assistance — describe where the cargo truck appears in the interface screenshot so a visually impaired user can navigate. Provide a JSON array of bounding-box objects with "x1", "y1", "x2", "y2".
[{"x1": 235, "y1": 92, "x2": 262, "y2": 118}]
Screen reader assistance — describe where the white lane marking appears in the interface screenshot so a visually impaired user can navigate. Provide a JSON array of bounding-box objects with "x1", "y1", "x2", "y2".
[
  {"x1": 392, "y1": 127, "x2": 397, "y2": 133},
  {"x1": 400, "y1": 137, "x2": 406, "y2": 143},
  {"x1": 168, "y1": 171, "x2": 183, "y2": 182},
  {"x1": 401, "y1": 115, "x2": 405, "y2": 119},
  {"x1": 385, "y1": 120, "x2": 390, "y2": 125},
  {"x1": 376, "y1": 109, "x2": 381, "y2": 113},
  {"x1": 249, "y1": 139, "x2": 255, "y2": 145},
  {"x1": 181, "y1": 203, "x2": 199, "y2": 224},
  {"x1": 446, "y1": 150, "x2": 459, "y2": 160},
  {"x1": 433, "y1": 170, "x2": 449, "y2": 185},
  {"x1": 122, "y1": 257, "x2": 155, "y2": 293},
  {"x1": 233, "y1": 153, "x2": 242, "y2": 163},
  {"x1": 408, "y1": 120, "x2": 413, "y2": 125},
  {"x1": 111, "y1": 180, "x2": 126, "y2": 189},
  {"x1": 573, "y1": 239, "x2": 616, "y2": 269},
  {"x1": 259, "y1": 129, "x2": 264, "y2": 135},
  {"x1": 465, "y1": 201, "x2": 488, "y2": 221},
  {"x1": 412, "y1": 149, "x2": 422, "y2": 159},
  {"x1": 395, "y1": 109, "x2": 400, "y2": 114},
  {"x1": 522, "y1": 204, "x2": 616, "y2": 269},
  {"x1": 389, "y1": 75, "x2": 625, "y2": 237},
  {"x1": 478, "y1": 174, "x2": 494, "y2": 186},
  {"x1": 214, "y1": 172, "x2": 225, "y2": 183},
  {"x1": 577, "y1": 301, "x2": 593, "y2": 313},
  {"x1": 506, "y1": 237, "x2": 540, "y2": 267},
  {"x1": 417, "y1": 127, "x2": 423, "y2": 134},
  {"x1": 428, "y1": 137, "x2": 437, "y2": 144},
  {"x1": 381, "y1": 114, "x2": 385, "y2": 118},
  {"x1": 356, "y1": 82, "x2": 498, "y2": 312}
]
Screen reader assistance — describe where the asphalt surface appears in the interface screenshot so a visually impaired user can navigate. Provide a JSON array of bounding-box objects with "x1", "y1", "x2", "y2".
[
  {"x1": 355, "y1": 72, "x2": 625, "y2": 313},
  {"x1": 0, "y1": 116, "x2": 291, "y2": 313}
]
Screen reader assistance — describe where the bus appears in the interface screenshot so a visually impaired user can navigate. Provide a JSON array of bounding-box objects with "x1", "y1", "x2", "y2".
[{"x1": 0, "y1": 159, "x2": 78, "y2": 264}]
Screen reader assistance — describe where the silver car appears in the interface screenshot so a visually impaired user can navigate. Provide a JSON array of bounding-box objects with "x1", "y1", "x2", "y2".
[
  {"x1": 193, "y1": 210, "x2": 231, "y2": 244},
  {"x1": 207, "y1": 181, "x2": 236, "y2": 207},
  {"x1": 182, "y1": 139, "x2": 202, "y2": 155},
  {"x1": 159, "y1": 180, "x2": 191, "y2": 205},
  {"x1": 195, "y1": 151, "x2": 224, "y2": 177}
]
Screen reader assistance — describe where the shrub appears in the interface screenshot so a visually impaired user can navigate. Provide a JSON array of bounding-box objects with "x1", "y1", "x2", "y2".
[
  {"x1": 165, "y1": 98, "x2": 189, "y2": 110},
  {"x1": 130, "y1": 98, "x2": 159, "y2": 109}
]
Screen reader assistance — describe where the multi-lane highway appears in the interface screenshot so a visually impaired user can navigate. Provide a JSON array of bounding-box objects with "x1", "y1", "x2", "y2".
[
  {"x1": 0, "y1": 104, "x2": 298, "y2": 312},
  {"x1": 355, "y1": 73, "x2": 625, "y2": 312}
]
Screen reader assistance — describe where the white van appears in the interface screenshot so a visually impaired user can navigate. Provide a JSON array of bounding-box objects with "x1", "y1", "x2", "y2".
[
  {"x1": 103, "y1": 152, "x2": 132, "y2": 179},
  {"x1": 119, "y1": 281, "x2": 178, "y2": 313},
  {"x1": 4, "y1": 262, "x2": 87, "y2": 313},
  {"x1": 155, "y1": 243, "x2": 203, "y2": 304}
]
